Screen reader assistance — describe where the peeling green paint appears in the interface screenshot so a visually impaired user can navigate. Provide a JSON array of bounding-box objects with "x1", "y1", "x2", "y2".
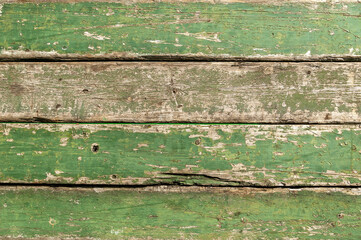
[
  {"x1": 1, "y1": 2, "x2": 361, "y2": 58},
  {"x1": 0, "y1": 124, "x2": 360, "y2": 186}
]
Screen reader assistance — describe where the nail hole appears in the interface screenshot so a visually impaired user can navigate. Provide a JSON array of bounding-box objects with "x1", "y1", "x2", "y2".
[
  {"x1": 172, "y1": 89, "x2": 177, "y2": 94},
  {"x1": 58, "y1": 78, "x2": 62, "y2": 81},
  {"x1": 91, "y1": 143, "x2": 99, "y2": 153},
  {"x1": 194, "y1": 138, "x2": 201, "y2": 145},
  {"x1": 55, "y1": 104, "x2": 61, "y2": 109},
  {"x1": 306, "y1": 70, "x2": 311, "y2": 75},
  {"x1": 337, "y1": 213, "x2": 344, "y2": 219},
  {"x1": 111, "y1": 174, "x2": 117, "y2": 180},
  {"x1": 83, "y1": 89, "x2": 89, "y2": 93}
]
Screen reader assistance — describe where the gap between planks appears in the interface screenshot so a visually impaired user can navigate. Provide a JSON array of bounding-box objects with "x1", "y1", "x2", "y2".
[
  {"x1": 3, "y1": 122, "x2": 361, "y2": 125},
  {"x1": 4, "y1": 56, "x2": 361, "y2": 63},
  {"x1": 0, "y1": 182, "x2": 360, "y2": 189}
]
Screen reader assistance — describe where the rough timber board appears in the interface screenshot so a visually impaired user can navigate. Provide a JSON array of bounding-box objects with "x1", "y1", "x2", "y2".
[
  {"x1": 1, "y1": 124, "x2": 361, "y2": 186},
  {"x1": 1, "y1": 1, "x2": 361, "y2": 60},
  {"x1": 0, "y1": 186, "x2": 360, "y2": 239},
  {"x1": 1, "y1": 62, "x2": 361, "y2": 123}
]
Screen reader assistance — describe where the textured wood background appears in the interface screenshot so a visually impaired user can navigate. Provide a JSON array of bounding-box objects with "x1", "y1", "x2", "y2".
[{"x1": 0, "y1": 0, "x2": 360, "y2": 239}]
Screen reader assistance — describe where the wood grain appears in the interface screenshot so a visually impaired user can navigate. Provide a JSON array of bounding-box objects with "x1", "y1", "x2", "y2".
[
  {"x1": 1, "y1": 62, "x2": 361, "y2": 123},
  {"x1": 0, "y1": 186, "x2": 360, "y2": 239},
  {"x1": 1, "y1": 123, "x2": 361, "y2": 186},
  {"x1": 2, "y1": 1, "x2": 360, "y2": 239},
  {"x1": 1, "y1": 1, "x2": 361, "y2": 60}
]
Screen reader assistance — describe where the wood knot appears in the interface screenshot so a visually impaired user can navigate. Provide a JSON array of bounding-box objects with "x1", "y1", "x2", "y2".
[
  {"x1": 325, "y1": 113, "x2": 331, "y2": 120},
  {"x1": 9, "y1": 83, "x2": 25, "y2": 96}
]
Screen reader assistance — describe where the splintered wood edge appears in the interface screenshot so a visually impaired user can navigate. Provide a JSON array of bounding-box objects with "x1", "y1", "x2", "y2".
[
  {"x1": 1, "y1": 51, "x2": 361, "y2": 62},
  {"x1": 1, "y1": 186, "x2": 361, "y2": 195}
]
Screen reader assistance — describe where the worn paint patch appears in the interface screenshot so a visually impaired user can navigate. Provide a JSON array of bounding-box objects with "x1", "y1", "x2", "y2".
[{"x1": 83, "y1": 32, "x2": 110, "y2": 41}]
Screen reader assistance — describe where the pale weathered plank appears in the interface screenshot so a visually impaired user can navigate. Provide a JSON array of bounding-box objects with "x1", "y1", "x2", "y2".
[
  {"x1": 1, "y1": 62, "x2": 361, "y2": 123},
  {"x1": 1, "y1": 1, "x2": 361, "y2": 60},
  {"x1": 0, "y1": 186, "x2": 360, "y2": 239},
  {"x1": 1, "y1": 123, "x2": 360, "y2": 186}
]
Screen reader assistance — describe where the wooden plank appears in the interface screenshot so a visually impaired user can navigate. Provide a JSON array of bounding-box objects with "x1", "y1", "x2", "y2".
[
  {"x1": 1, "y1": 123, "x2": 361, "y2": 186},
  {"x1": 1, "y1": 1, "x2": 361, "y2": 60},
  {"x1": 1, "y1": 62, "x2": 361, "y2": 123},
  {"x1": 0, "y1": 186, "x2": 360, "y2": 239}
]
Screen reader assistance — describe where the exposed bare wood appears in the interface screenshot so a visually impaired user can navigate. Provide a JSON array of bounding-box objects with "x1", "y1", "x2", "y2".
[{"x1": 1, "y1": 62, "x2": 361, "y2": 123}]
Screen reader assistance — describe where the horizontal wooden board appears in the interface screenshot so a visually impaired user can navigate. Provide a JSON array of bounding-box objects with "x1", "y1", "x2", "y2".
[
  {"x1": 1, "y1": 62, "x2": 361, "y2": 123},
  {"x1": 0, "y1": 186, "x2": 360, "y2": 239},
  {"x1": 1, "y1": 124, "x2": 361, "y2": 186},
  {"x1": 1, "y1": 1, "x2": 361, "y2": 60}
]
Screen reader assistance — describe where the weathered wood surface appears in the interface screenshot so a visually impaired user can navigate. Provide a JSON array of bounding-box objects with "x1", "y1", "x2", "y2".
[
  {"x1": 1, "y1": 123, "x2": 361, "y2": 186},
  {"x1": 1, "y1": 62, "x2": 361, "y2": 123},
  {"x1": 1, "y1": 1, "x2": 361, "y2": 60},
  {"x1": 0, "y1": 186, "x2": 360, "y2": 239}
]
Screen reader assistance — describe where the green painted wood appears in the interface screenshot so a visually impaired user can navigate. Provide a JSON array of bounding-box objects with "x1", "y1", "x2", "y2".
[
  {"x1": 1, "y1": 124, "x2": 361, "y2": 186},
  {"x1": 0, "y1": 187, "x2": 360, "y2": 239},
  {"x1": 1, "y1": 1, "x2": 361, "y2": 60},
  {"x1": 1, "y1": 62, "x2": 361, "y2": 123}
]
